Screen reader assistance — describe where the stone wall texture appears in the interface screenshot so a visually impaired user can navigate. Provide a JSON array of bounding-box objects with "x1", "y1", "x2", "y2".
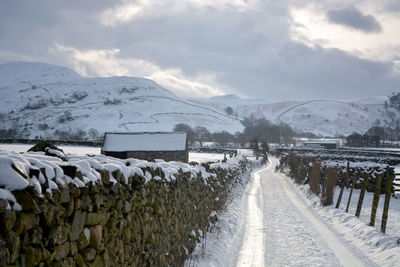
[
  {"x1": 0, "y1": 156, "x2": 257, "y2": 266},
  {"x1": 103, "y1": 150, "x2": 189, "y2": 163}
]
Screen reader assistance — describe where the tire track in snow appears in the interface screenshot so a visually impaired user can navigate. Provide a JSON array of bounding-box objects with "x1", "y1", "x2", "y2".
[{"x1": 236, "y1": 165, "x2": 270, "y2": 266}]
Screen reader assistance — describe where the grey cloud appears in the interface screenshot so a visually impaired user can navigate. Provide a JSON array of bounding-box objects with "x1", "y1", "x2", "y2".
[
  {"x1": 385, "y1": 0, "x2": 400, "y2": 13},
  {"x1": 106, "y1": 6, "x2": 396, "y2": 101},
  {"x1": 0, "y1": 0, "x2": 399, "y2": 102},
  {"x1": 0, "y1": 0, "x2": 115, "y2": 56},
  {"x1": 218, "y1": 43, "x2": 398, "y2": 101},
  {"x1": 112, "y1": 4, "x2": 291, "y2": 75},
  {"x1": 327, "y1": 5, "x2": 382, "y2": 33}
]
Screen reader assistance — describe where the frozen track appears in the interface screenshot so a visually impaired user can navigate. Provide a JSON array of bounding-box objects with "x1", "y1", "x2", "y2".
[
  {"x1": 236, "y1": 167, "x2": 266, "y2": 266},
  {"x1": 235, "y1": 158, "x2": 367, "y2": 266}
]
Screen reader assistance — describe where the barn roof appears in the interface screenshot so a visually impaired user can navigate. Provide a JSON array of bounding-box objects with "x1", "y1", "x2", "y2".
[
  {"x1": 303, "y1": 141, "x2": 338, "y2": 144},
  {"x1": 102, "y1": 132, "x2": 187, "y2": 152}
]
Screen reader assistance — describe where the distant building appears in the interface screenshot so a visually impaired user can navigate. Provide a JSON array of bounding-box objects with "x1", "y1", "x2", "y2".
[
  {"x1": 101, "y1": 132, "x2": 188, "y2": 162},
  {"x1": 303, "y1": 141, "x2": 338, "y2": 150}
]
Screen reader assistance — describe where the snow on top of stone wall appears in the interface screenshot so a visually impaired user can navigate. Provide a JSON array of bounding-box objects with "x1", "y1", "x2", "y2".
[
  {"x1": 0, "y1": 149, "x2": 247, "y2": 210},
  {"x1": 0, "y1": 157, "x2": 30, "y2": 191}
]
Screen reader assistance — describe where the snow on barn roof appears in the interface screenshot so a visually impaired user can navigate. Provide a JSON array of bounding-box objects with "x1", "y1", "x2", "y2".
[
  {"x1": 303, "y1": 141, "x2": 338, "y2": 144},
  {"x1": 102, "y1": 132, "x2": 187, "y2": 152}
]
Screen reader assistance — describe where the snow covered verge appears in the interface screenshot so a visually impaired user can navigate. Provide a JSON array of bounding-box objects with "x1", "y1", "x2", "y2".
[
  {"x1": 279, "y1": 155, "x2": 400, "y2": 266},
  {"x1": 185, "y1": 162, "x2": 267, "y2": 267},
  {"x1": 290, "y1": 180, "x2": 400, "y2": 266},
  {"x1": 0, "y1": 148, "x2": 262, "y2": 266}
]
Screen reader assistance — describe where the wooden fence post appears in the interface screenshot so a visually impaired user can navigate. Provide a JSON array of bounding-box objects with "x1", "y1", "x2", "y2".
[
  {"x1": 345, "y1": 171, "x2": 357, "y2": 213},
  {"x1": 321, "y1": 165, "x2": 326, "y2": 203},
  {"x1": 381, "y1": 174, "x2": 394, "y2": 233},
  {"x1": 336, "y1": 170, "x2": 345, "y2": 209},
  {"x1": 345, "y1": 162, "x2": 350, "y2": 188},
  {"x1": 355, "y1": 172, "x2": 368, "y2": 218},
  {"x1": 370, "y1": 174, "x2": 383, "y2": 227}
]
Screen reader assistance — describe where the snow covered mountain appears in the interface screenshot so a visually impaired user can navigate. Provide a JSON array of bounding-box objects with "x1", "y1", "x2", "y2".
[
  {"x1": 193, "y1": 95, "x2": 400, "y2": 137},
  {"x1": 0, "y1": 61, "x2": 398, "y2": 139},
  {"x1": 0, "y1": 62, "x2": 242, "y2": 139}
]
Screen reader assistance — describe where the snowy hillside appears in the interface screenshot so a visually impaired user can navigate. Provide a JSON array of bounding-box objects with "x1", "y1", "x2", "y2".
[
  {"x1": 276, "y1": 100, "x2": 397, "y2": 136},
  {"x1": 194, "y1": 96, "x2": 400, "y2": 137},
  {"x1": 0, "y1": 62, "x2": 242, "y2": 139},
  {"x1": 0, "y1": 61, "x2": 398, "y2": 139}
]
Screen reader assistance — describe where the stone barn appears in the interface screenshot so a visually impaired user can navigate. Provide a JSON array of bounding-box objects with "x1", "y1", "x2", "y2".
[{"x1": 101, "y1": 132, "x2": 188, "y2": 162}]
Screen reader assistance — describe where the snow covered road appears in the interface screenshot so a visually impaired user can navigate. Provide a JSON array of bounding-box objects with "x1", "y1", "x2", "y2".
[
  {"x1": 190, "y1": 158, "x2": 374, "y2": 266},
  {"x1": 236, "y1": 159, "x2": 365, "y2": 266}
]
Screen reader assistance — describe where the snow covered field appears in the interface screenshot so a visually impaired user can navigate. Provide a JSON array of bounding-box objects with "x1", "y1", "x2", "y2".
[
  {"x1": 0, "y1": 143, "x2": 101, "y2": 155},
  {"x1": 0, "y1": 144, "x2": 225, "y2": 163},
  {"x1": 189, "y1": 158, "x2": 400, "y2": 266},
  {"x1": 343, "y1": 147, "x2": 400, "y2": 153},
  {"x1": 188, "y1": 152, "x2": 225, "y2": 162}
]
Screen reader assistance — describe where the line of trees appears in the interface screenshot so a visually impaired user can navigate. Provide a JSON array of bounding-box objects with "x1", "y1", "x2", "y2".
[
  {"x1": 346, "y1": 133, "x2": 380, "y2": 147},
  {"x1": 173, "y1": 123, "x2": 234, "y2": 147},
  {"x1": 346, "y1": 125, "x2": 400, "y2": 148},
  {"x1": 346, "y1": 92, "x2": 400, "y2": 148},
  {"x1": 173, "y1": 117, "x2": 297, "y2": 148}
]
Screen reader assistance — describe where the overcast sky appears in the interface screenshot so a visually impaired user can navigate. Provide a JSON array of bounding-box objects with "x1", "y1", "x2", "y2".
[{"x1": 1, "y1": 0, "x2": 399, "y2": 101}]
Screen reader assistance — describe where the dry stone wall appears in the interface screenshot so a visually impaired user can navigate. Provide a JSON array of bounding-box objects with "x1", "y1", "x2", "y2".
[{"x1": 0, "y1": 151, "x2": 258, "y2": 266}]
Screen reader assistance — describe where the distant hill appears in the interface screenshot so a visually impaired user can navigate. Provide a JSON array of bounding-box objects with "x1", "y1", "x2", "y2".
[
  {"x1": 0, "y1": 62, "x2": 242, "y2": 140},
  {"x1": 0, "y1": 61, "x2": 398, "y2": 139},
  {"x1": 194, "y1": 95, "x2": 400, "y2": 137}
]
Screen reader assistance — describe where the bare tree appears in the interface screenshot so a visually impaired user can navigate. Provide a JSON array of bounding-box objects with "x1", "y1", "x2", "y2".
[
  {"x1": 194, "y1": 126, "x2": 211, "y2": 147},
  {"x1": 213, "y1": 131, "x2": 234, "y2": 147}
]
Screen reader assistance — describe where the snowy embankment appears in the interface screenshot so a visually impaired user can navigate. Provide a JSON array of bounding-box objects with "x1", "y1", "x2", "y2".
[
  {"x1": 278, "y1": 151, "x2": 400, "y2": 265},
  {"x1": 186, "y1": 161, "x2": 269, "y2": 267},
  {"x1": 279, "y1": 154, "x2": 400, "y2": 266},
  {"x1": 186, "y1": 162, "x2": 262, "y2": 267},
  {"x1": 294, "y1": 181, "x2": 400, "y2": 266}
]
